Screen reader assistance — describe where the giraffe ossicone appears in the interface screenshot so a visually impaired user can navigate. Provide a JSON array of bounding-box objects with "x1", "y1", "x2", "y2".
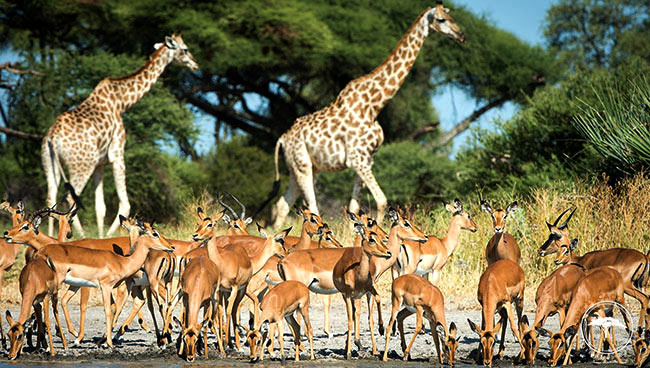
[
  {"x1": 266, "y1": 3, "x2": 465, "y2": 228},
  {"x1": 42, "y1": 33, "x2": 198, "y2": 238}
]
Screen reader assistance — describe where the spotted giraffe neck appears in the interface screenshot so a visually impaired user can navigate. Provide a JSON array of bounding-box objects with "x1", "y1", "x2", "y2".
[
  {"x1": 100, "y1": 46, "x2": 175, "y2": 113},
  {"x1": 332, "y1": 8, "x2": 432, "y2": 116}
]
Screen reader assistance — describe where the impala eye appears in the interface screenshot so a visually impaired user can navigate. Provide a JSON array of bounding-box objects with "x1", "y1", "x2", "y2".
[
  {"x1": 234, "y1": 224, "x2": 240, "y2": 229},
  {"x1": 207, "y1": 223, "x2": 213, "y2": 228},
  {"x1": 21, "y1": 225, "x2": 28, "y2": 231},
  {"x1": 153, "y1": 232, "x2": 160, "y2": 238}
]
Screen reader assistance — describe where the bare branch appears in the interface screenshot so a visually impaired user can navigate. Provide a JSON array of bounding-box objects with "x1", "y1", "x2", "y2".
[
  {"x1": 0, "y1": 126, "x2": 44, "y2": 141},
  {"x1": 0, "y1": 62, "x2": 43, "y2": 76},
  {"x1": 406, "y1": 121, "x2": 440, "y2": 140}
]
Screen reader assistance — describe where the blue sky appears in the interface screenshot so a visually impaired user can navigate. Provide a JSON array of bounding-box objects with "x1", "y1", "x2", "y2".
[{"x1": 433, "y1": 0, "x2": 554, "y2": 154}]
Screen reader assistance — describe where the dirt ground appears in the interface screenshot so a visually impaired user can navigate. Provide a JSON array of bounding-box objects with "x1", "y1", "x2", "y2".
[{"x1": 0, "y1": 293, "x2": 635, "y2": 367}]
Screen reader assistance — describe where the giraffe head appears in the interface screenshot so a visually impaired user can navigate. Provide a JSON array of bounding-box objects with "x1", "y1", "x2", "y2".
[
  {"x1": 427, "y1": 1, "x2": 466, "y2": 43},
  {"x1": 155, "y1": 33, "x2": 199, "y2": 71}
]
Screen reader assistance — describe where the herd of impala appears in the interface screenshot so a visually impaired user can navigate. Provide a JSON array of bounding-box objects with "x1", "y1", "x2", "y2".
[{"x1": 0, "y1": 192, "x2": 648, "y2": 367}]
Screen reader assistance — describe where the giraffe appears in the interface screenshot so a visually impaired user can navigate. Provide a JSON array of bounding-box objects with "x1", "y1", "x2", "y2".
[
  {"x1": 42, "y1": 34, "x2": 198, "y2": 237},
  {"x1": 269, "y1": 2, "x2": 466, "y2": 228}
]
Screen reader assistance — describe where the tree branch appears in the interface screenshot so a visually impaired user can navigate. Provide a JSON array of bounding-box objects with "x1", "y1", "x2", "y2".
[
  {"x1": 0, "y1": 62, "x2": 43, "y2": 76},
  {"x1": 0, "y1": 126, "x2": 44, "y2": 141},
  {"x1": 428, "y1": 96, "x2": 509, "y2": 149},
  {"x1": 406, "y1": 121, "x2": 440, "y2": 140}
]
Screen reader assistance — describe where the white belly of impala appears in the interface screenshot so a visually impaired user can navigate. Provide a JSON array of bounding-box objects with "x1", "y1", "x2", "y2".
[
  {"x1": 404, "y1": 305, "x2": 417, "y2": 313},
  {"x1": 133, "y1": 274, "x2": 149, "y2": 286},
  {"x1": 308, "y1": 284, "x2": 338, "y2": 295},
  {"x1": 64, "y1": 275, "x2": 98, "y2": 288}
]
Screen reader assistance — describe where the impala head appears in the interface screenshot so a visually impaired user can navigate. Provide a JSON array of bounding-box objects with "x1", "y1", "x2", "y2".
[
  {"x1": 539, "y1": 207, "x2": 576, "y2": 257},
  {"x1": 258, "y1": 224, "x2": 292, "y2": 258},
  {"x1": 192, "y1": 207, "x2": 226, "y2": 241},
  {"x1": 356, "y1": 209, "x2": 389, "y2": 243},
  {"x1": 119, "y1": 216, "x2": 174, "y2": 253},
  {"x1": 444, "y1": 199, "x2": 477, "y2": 233},
  {"x1": 481, "y1": 200, "x2": 517, "y2": 234},
  {"x1": 154, "y1": 33, "x2": 198, "y2": 71},
  {"x1": 0, "y1": 199, "x2": 24, "y2": 225},
  {"x1": 56, "y1": 204, "x2": 78, "y2": 240},
  {"x1": 317, "y1": 223, "x2": 343, "y2": 248},
  {"x1": 438, "y1": 321, "x2": 459, "y2": 365},
  {"x1": 536, "y1": 326, "x2": 577, "y2": 367},
  {"x1": 3, "y1": 203, "x2": 74, "y2": 244},
  {"x1": 296, "y1": 205, "x2": 324, "y2": 236},
  {"x1": 554, "y1": 238, "x2": 578, "y2": 265},
  {"x1": 6, "y1": 311, "x2": 34, "y2": 360},
  {"x1": 217, "y1": 192, "x2": 252, "y2": 235},
  {"x1": 519, "y1": 315, "x2": 540, "y2": 364},
  {"x1": 174, "y1": 316, "x2": 205, "y2": 362},
  {"x1": 353, "y1": 224, "x2": 392, "y2": 258},
  {"x1": 387, "y1": 208, "x2": 428, "y2": 243},
  {"x1": 468, "y1": 318, "x2": 502, "y2": 366},
  {"x1": 427, "y1": 1, "x2": 466, "y2": 44},
  {"x1": 246, "y1": 321, "x2": 269, "y2": 361},
  {"x1": 633, "y1": 328, "x2": 650, "y2": 368}
]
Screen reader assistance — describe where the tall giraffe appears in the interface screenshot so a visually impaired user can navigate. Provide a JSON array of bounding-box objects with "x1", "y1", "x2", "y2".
[
  {"x1": 42, "y1": 34, "x2": 198, "y2": 237},
  {"x1": 269, "y1": 2, "x2": 465, "y2": 228}
]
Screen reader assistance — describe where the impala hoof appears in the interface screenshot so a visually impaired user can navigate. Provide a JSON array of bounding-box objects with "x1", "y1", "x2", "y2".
[{"x1": 378, "y1": 325, "x2": 385, "y2": 336}]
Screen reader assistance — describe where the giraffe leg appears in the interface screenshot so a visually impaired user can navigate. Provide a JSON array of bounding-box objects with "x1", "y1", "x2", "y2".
[
  {"x1": 349, "y1": 175, "x2": 363, "y2": 215},
  {"x1": 91, "y1": 165, "x2": 106, "y2": 238},
  {"x1": 42, "y1": 139, "x2": 62, "y2": 237},
  {"x1": 272, "y1": 174, "x2": 299, "y2": 229},
  {"x1": 294, "y1": 168, "x2": 319, "y2": 215},
  {"x1": 354, "y1": 165, "x2": 387, "y2": 222},
  {"x1": 67, "y1": 169, "x2": 94, "y2": 238},
  {"x1": 106, "y1": 149, "x2": 130, "y2": 236}
]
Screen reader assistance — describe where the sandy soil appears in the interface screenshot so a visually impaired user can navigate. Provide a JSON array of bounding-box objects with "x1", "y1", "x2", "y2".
[{"x1": 0, "y1": 293, "x2": 634, "y2": 367}]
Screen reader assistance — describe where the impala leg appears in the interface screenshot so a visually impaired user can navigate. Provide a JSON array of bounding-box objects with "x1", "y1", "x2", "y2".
[
  {"x1": 396, "y1": 308, "x2": 414, "y2": 357},
  {"x1": 403, "y1": 306, "x2": 424, "y2": 361},
  {"x1": 277, "y1": 319, "x2": 286, "y2": 365},
  {"x1": 116, "y1": 289, "x2": 146, "y2": 338},
  {"x1": 496, "y1": 308, "x2": 508, "y2": 359},
  {"x1": 60, "y1": 286, "x2": 79, "y2": 338},
  {"x1": 100, "y1": 285, "x2": 114, "y2": 348},
  {"x1": 0, "y1": 274, "x2": 5, "y2": 350},
  {"x1": 285, "y1": 314, "x2": 301, "y2": 361},
  {"x1": 224, "y1": 288, "x2": 239, "y2": 350},
  {"x1": 51, "y1": 294, "x2": 67, "y2": 351},
  {"x1": 111, "y1": 284, "x2": 129, "y2": 327},
  {"x1": 322, "y1": 294, "x2": 331, "y2": 338},
  {"x1": 77, "y1": 287, "x2": 90, "y2": 344},
  {"x1": 42, "y1": 296, "x2": 55, "y2": 356},
  {"x1": 344, "y1": 297, "x2": 353, "y2": 359},
  {"x1": 299, "y1": 302, "x2": 314, "y2": 360},
  {"x1": 382, "y1": 293, "x2": 401, "y2": 361},
  {"x1": 368, "y1": 292, "x2": 378, "y2": 355},
  {"x1": 146, "y1": 287, "x2": 163, "y2": 346},
  {"x1": 375, "y1": 294, "x2": 385, "y2": 336},
  {"x1": 353, "y1": 298, "x2": 363, "y2": 351},
  {"x1": 624, "y1": 286, "x2": 649, "y2": 328},
  {"x1": 430, "y1": 318, "x2": 443, "y2": 364}
]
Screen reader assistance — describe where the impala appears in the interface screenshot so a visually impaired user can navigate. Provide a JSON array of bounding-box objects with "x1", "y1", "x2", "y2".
[
  {"x1": 277, "y1": 208, "x2": 425, "y2": 351},
  {"x1": 175, "y1": 255, "x2": 222, "y2": 362},
  {"x1": 246, "y1": 280, "x2": 314, "y2": 364},
  {"x1": 536, "y1": 266, "x2": 630, "y2": 366},
  {"x1": 467, "y1": 259, "x2": 525, "y2": 366},
  {"x1": 333, "y1": 209, "x2": 427, "y2": 359},
  {"x1": 397, "y1": 199, "x2": 477, "y2": 285},
  {"x1": 0, "y1": 200, "x2": 25, "y2": 349},
  {"x1": 633, "y1": 328, "x2": 650, "y2": 368},
  {"x1": 480, "y1": 200, "x2": 520, "y2": 265},
  {"x1": 6, "y1": 256, "x2": 67, "y2": 359},
  {"x1": 28, "y1": 216, "x2": 173, "y2": 348},
  {"x1": 382, "y1": 274, "x2": 458, "y2": 364},
  {"x1": 549, "y1": 220, "x2": 650, "y2": 329},
  {"x1": 519, "y1": 262, "x2": 586, "y2": 364}
]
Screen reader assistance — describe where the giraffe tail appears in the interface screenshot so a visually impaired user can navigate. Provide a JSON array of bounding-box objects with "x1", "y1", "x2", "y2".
[{"x1": 251, "y1": 137, "x2": 283, "y2": 219}]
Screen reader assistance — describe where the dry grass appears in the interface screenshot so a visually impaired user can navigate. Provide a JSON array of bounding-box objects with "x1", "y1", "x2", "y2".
[{"x1": 2, "y1": 173, "x2": 649, "y2": 313}]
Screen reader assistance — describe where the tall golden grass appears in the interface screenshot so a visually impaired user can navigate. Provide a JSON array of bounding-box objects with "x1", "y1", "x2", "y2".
[{"x1": 1, "y1": 173, "x2": 648, "y2": 311}]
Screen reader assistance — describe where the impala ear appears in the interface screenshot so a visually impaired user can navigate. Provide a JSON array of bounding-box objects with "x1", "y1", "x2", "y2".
[
  {"x1": 317, "y1": 226, "x2": 324, "y2": 237},
  {"x1": 5, "y1": 310, "x2": 14, "y2": 326},
  {"x1": 347, "y1": 210, "x2": 363, "y2": 225},
  {"x1": 519, "y1": 315, "x2": 530, "y2": 332},
  {"x1": 444, "y1": 200, "x2": 455, "y2": 213},
  {"x1": 16, "y1": 200, "x2": 24, "y2": 214},
  {"x1": 480, "y1": 200, "x2": 492, "y2": 214},
  {"x1": 564, "y1": 325, "x2": 578, "y2": 342},
  {"x1": 353, "y1": 224, "x2": 365, "y2": 239},
  {"x1": 436, "y1": 321, "x2": 446, "y2": 339},
  {"x1": 119, "y1": 215, "x2": 128, "y2": 229},
  {"x1": 388, "y1": 207, "x2": 399, "y2": 222},
  {"x1": 256, "y1": 223, "x2": 268, "y2": 238},
  {"x1": 244, "y1": 217, "x2": 252, "y2": 225},
  {"x1": 467, "y1": 319, "x2": 480, "y2": 334},
  {"x1": 32, "y1": 216, "x2": 42, "y2": 234},
  {"x1": 222, "y1": 213, "x2": 231, "y2": 224},
  {"x1": 535, "y1": 326, "x2": 551, "y2": 337},
  {"x1": 570, "y1": 238, "x2": 578, "y2": 251},
  {"x1": 506, "y1": 201, "x2": 518, "y2": 214}
]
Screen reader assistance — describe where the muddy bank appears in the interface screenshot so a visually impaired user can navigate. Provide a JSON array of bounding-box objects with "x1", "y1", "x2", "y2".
[{"x1": 0, "y1": 296, "x2": 634, "y2": 367}]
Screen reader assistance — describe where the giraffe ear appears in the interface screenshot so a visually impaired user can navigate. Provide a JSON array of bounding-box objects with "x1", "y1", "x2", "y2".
[
  {"x1": 154, "y1": 43, "x2": 163, "y2": 50},
  {"x1": 165, "y1": 36, "x2": 177, "y2": 49}
]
